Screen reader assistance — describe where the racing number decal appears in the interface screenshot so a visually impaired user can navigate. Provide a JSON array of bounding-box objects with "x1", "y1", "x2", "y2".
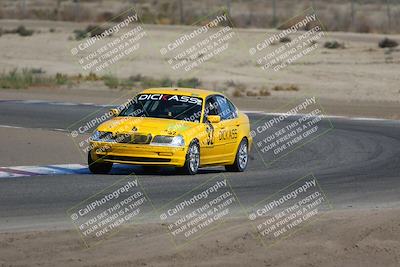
[
  {"x1": 218, "y1": 128, "x2": 238, "y2": 141},
  {"x1": 206, "y1": 124, "x2": 214, "y2": 145}
]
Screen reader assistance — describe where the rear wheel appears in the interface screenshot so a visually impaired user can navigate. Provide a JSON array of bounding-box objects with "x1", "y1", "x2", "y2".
[
  {"x1": 88, "y1": 151, "x2": 113, "y2": 174},
  {"x1": 225, "y1": 138, "x2": 248, "y2": 172},
  {"x1": 178, "y1": 141, "x2": 200, "y2": 175}
]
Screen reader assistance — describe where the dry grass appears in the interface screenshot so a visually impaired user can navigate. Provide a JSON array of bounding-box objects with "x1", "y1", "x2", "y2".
[
  {"x1": 324, "y1": 40, "x2": 345, "y2": 49},
  {"x1": 272, "y1": 84, "x2": 299, "y2": 92},
  {"x1": 0, "y1": 68, "x2": 202, "y2": 90},
  {"x1": 0, "y1": 68, "x2": 68, "y2": 89},
  {"x1": 245, "y1": 90, "x2": 258, "y2": 97},
  {"x1": 258, "y1": 87, "x2": 271, "y2": 96},
  {"x1": 232, "y1": 88, "x2": 243, "y2": 97}
]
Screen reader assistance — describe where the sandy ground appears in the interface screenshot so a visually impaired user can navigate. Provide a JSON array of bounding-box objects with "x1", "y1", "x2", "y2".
[
  {"x1": 0, "y1": 19, "x2": 398, "y2": 120},
  {"x1": 0, "y1": 19, "x2": 399, "y2": 105},
  {"x1": 0, "y1": 209, "x2": 399, "y2": 267}
]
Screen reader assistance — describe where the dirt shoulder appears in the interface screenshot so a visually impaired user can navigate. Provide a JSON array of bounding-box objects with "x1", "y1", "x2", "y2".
[{"x1": 0, "y1": 208, "x2": 399, "y2": 266}]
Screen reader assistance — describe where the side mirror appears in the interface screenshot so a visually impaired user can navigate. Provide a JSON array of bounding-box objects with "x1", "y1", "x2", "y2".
[
  {"x1": 207, "y1": 115, "x2": 221, "y2": 123},
  {"x1": 110, "y1": 108, "x2": 120, "y2": 117}
]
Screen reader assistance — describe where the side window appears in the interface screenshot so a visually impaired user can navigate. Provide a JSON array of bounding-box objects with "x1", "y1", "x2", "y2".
[
  {"x1": 226, "y1": 99, "x2": 238, "y2": 118},
  {"x1": 204, "y1": 96, "x2": 220, "y2": 120},
  {"x1": 215, "y1": 95, "x2": 235, "y2": 120}
]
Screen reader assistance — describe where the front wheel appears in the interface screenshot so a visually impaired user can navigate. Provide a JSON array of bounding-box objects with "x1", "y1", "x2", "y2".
[
  {"x1": 88, "y1": 151, "x2": 113, "y2": 174},
  {"x1": 225, "y1": 138, "x2": 248, "y2": 172},
  {"x1": 178, "y1": 141, "x2": 200, "y2": 175}
]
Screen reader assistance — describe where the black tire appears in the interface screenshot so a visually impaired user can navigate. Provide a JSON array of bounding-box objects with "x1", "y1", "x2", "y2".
[
  {"x1": 178, "y1": 141, "x2": 200, "y2": 175},
  {"x1": 88, "y1": 151, "x2": 113, "y2": 174},
  {"x1": 225, "y1": 138, "x2": 248, "y2": 172}
]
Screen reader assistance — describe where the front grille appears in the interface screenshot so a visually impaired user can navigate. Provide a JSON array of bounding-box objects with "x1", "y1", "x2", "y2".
[
  {"x1": 112, "y1": 133, "x2": 152, "y2": 144},
  {"x1": 131, "y1": 134, "x2": 152, "y2": 144},
  {"x1": 96, "y1": 132, "x2": 152, "y2": 144},
  {"x1": 104, "y1": 155, "x2": 171, "y2": 163}
]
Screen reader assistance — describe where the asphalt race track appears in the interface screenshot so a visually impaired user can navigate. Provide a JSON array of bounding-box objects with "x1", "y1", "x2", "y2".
[{"x1": 0, "y1": 100, "x2": 400, "y2": 231}]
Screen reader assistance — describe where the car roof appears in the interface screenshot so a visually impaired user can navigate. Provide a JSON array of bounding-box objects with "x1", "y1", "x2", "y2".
[{"x1": 140, "y1": 87, "x2": 223, "y2": 98}]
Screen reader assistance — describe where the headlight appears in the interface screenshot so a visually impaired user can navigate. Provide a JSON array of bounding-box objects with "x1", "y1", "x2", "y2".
[
  {"x1": 151, "y1": 135, "x2": 185, "y2": 147},
  {"x1": 170, "y1": 135, "x2": 185, "y2": 147}
]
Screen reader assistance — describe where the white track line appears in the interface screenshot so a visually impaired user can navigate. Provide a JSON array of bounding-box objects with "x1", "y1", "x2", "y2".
[
  {"x1": 0, "y1": 125, "x2": 24, "y2": 129},
  {"x1": 5, "y1": 99, "x2": 398, "y2": 122},
  {"x1": 0, "y1": 164, "x2": 88, "y2": 179},
  {"x1": 242, "y1": 111, "x2": 400, "y2": 122}
]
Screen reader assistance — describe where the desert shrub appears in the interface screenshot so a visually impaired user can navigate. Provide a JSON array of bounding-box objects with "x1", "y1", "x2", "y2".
[
  {"x1": 55, "y1": 73, "x2": 68, "y2": 85},
  {"x1": 246, "y1": 90, "x2": 258, "y2": 96},
  {"x1": 86, "y1": 25, "x2": 108, "y2": 38},
  {"x1": 139, "y1": 6, "x2": 157, "y2": 24},
  {"x1": 15, "y1": 25, "x2": 34, "y2": 36},
  {"x1": 30, "y1": 68, "x2": 45, "y2": 74},
  {"x1": 0, "y1": 68, "x2": 50, "y2": 89},
  {"x1": 272, "y1": 84, "x2": 299, "y2": 91},
  {"x1": 309, "y1": 40, "x2": 317, "y2": 46},
  {"x1": 0, "y1": 69, "x2": 31, "y2": 89},
  {"x1": 258, "y1": 88, "x2": 271, "y2": 96},
  {"x1": 324, "y1": 40, "x2": 345, "y2": 49},
  {"x1": 232, "y1": 88, "x2": 243, "y2": 97},
  {"x1": 280, "y1": 36, "x2": 291, "y2": 43},
  {"x1": 4, "y1": 26, "x2": 34, "y2": 36},
  {"x1": 157, "y1": 17, "x2": 173, "y2": 25},
  {"x1": 226, "y1": 81, "x2": 246, "y2": 97},
  {"x1": 73, "y1": 29, "x2": 87, "y2": 40},
  {"x1": 272, "y1": 85, "x2": 284, "y2": 91},
  {"x1": 49, "y1": 28, "x2": 56, "y2": 33},
  {"x1": 126, "y1": 74, "x2": 158, "y2": 88},
  {"x1": 160, "y1": 77, "x2": 173, "y2": 87},
  {"x1": 85, "y1": 72, "x2": 101, "y2": 81},
  {"x1": 103, "y1": 74, "x2": 119, "y2": 89},
  {"x1": 177, "y1": 78, "x2": 201, "y2": 88},
  {"x1": 378, "y1": 38, "x2": 398, "y2": 48},
  {"x1": 287, "y1": 85, "x2": 299, "y2": 91}
]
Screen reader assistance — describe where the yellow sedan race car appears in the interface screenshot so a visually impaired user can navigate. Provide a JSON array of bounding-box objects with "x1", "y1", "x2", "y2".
[{"x1": 88, "y1": 88, "x2": 252, "y2": 175}]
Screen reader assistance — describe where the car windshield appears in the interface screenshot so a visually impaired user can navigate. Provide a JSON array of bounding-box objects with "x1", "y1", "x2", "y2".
[{"x1": 119, "y1": 93, "x2": 203, "y2": 122}]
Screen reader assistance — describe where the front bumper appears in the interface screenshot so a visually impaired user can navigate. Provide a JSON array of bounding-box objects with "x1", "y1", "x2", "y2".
[{"x1": 90, "y1": 141, "x2": 187, "y2": 167}]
